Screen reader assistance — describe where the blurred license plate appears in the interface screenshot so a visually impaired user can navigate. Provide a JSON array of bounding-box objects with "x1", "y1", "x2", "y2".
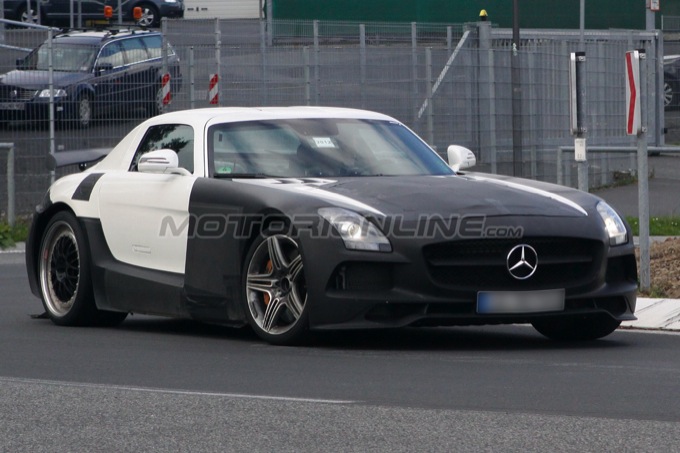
[
  {"x1": 477, "y1": 289, "x2": 565, "y2": 314},
  {"x1": 0, "y1": 103, "x2": 24, "y2": 111}
]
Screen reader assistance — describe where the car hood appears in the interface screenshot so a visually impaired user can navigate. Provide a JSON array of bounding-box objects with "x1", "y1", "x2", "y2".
[
  {"x1": 0, "y1": 70, "x2": 92, "y2": 89},
  {"x1": 236, "y1": 173, "x2": 596, "y2": 219}
]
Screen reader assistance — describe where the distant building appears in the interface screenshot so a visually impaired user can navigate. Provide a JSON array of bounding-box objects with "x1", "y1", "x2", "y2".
[{"x1": 184, "y1": 0, "x2": 261, "y2": 20}]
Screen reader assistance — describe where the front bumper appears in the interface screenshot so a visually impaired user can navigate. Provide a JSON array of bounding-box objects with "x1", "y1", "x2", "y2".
[
  {"x1": 301, "y1": 230, "x2": 638, "y2": 330},
  {"x1": 158, "y1": 2, "x2": 185, "y2": 18},
  {"x1": 0, "y1": 98, "x2": 72, "y2": 122}
]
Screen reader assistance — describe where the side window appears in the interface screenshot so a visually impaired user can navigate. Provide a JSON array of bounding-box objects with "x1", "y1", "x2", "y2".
[
  {"x1": 130, "y1": 124, "x2": 195, "y2": 173},
  {"x1": 142, "y1": 35, "x2": 163, "y2": 59},
  {"x1": 96, "y1": 42, "x2": 125, "y2": 68},
  {"x1": 120, "y1": 37, "x2": 149, "y2": 64}
]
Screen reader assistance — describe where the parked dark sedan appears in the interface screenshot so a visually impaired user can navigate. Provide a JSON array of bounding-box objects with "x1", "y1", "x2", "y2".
[
  {"x1": 0, "y1": 28, "x2": 182, "y2": 127},
  {"x1": 3, "y1": 0, "x2": 184, "y2": 28}
]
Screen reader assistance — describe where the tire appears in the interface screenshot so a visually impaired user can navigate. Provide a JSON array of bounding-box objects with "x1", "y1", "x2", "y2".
[
  {"x1": 136, "y1": 2, "x2": 160, "y2": 27},
  {"x1": 243, "y1": 232, "x2": 309, "y2": 345},
  {"x1": 38, "y1": 211, "x2": 127, "y2": 327},
  {"x1": 146, "y1": 85, "x2": 164, "y2": 117},
  {"x1": 17, "y1": 3, "x2": 40, "y2": 25},
  {"x1": 532, "y1": 314, "x2": 621, "y2": 341},
  {"x1": 664, "y1": 76, "x2": 678, "y2": 110},
  {"x1": 77, "y1": 95, "x2": 93, "y2": 128}
]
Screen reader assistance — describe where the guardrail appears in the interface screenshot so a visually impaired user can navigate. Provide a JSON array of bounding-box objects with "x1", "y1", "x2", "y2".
[
  {"x1": 557, "y1": 145, "x2": 680, "y2": 187},
  {"x1": 1, "y1": 143, "x2": 15, "y2": 227},
  {"x1": 0, "y1": 18, "x2": 60, "y2": 52}
]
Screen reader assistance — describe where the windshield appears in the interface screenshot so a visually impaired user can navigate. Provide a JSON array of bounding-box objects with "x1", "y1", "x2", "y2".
[
  {"x1": 32, "y1": 43, "x2": 97, "y2": 72},
  {"x1": 209, "y1": 118, "x2": 454, "y2": 178}
]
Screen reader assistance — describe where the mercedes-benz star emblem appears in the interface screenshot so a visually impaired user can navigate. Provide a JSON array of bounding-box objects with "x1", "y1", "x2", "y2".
[
  {"x1": 10, "y1": 89, "x2": 18, "y2": 99},
  {"x1": 506, "y1": 244, "x2": 538, "y2": 280}
]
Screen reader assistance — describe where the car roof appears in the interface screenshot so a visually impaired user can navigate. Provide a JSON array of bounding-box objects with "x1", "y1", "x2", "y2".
[
  {"x1": 54, "y1": 28, "x2": 160, "y2": 45},
  {"x1": 147, "y1": 107, "x2": 399, "y2": 128},
  {"x1": 93, "y1": 107, "x2": 403, "y2": 173}
]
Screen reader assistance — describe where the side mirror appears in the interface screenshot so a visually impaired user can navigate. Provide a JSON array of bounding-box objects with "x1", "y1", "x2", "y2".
[
  {"x1": 94, "y1": 62, "x2": 114, "y2": 75},
  {"x1": 447, "y1": 145, "x2": 476, "y2": 171},
  {"x1": 137, "y1": 149, "x2": 190, "y2": 176}
]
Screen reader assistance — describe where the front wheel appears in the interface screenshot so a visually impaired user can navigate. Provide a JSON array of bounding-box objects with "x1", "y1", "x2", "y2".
[
  {"x1": 532, "y1": 314, "x2": 621, "y2": 341},
  {"x1": 243, "y1": 233, "x2": 309, "y2": 345},
  {"x1": 39, "y1": 211, "x2": 127, "y2": 327},
  {"x1": 77, "y1": 95, "x2": 92, "y2": 128}
]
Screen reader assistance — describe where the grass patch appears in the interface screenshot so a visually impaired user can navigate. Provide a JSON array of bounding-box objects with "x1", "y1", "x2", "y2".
[
  {"x1": 626, "y1": 216, "x2": 680, "y2": 236},
  {"x1": 0, "y1": 220, "x2": 29, "y2": 249}
]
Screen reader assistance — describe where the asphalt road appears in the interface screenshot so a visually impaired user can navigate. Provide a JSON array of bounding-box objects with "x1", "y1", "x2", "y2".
[
  {"x1": 2, "y1": 258, "x2": 680, "y2": 451},
  {"x1": 594, "y1": 152, "x2": 680, "y2": 217}
]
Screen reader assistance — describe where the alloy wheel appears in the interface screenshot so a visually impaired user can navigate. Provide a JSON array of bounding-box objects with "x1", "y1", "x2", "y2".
[{"x1": 246, "y1": 235, "x2": 307, "y2": 336}]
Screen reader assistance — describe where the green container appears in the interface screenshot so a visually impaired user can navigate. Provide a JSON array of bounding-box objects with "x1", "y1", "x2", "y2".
[{"x1": 271, "y1": 0, "x2": 679, "y2": 30}]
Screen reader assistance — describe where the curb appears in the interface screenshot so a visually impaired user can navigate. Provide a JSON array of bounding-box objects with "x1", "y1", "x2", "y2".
[{"x1": 0, "y1": 242, "x2": 26, "y2": 254}]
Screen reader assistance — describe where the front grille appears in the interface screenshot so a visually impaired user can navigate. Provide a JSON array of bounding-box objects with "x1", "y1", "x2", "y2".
[
  {"x1": 423, "y1": 238, "x2": 603, "y2": 291},
  {"x1": 0, "y1": 86, "x2": 37, "y2": 101}
]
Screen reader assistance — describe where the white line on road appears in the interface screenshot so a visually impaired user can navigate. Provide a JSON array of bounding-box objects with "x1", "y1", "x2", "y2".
[{"x1": 0, "y1": 376, "x2": 357, "y2": 405}]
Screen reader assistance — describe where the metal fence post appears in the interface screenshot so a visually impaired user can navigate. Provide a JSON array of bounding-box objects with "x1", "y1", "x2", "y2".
[
  {"x1": 1, "y1": 144, "x2": 14, "y2": 227},
  {"x1": 215, "y1": 18, "x2": 222, "y2": 107},
  {"x1": 260, "y1": 19, "x2": 268, "y2": 105},
  {"x1": 266, "y1": 0, "x2": 273, "y2": 46},
  {"x1": 655, "y1": 31, "x2": 664, "y2": 146},
  {"x1": 425, "y1": 47, "x2": 434, "y2": 145},
  {"x1": 556, "y1": 147, "x2": 563, "y2": 185},
  {"x1": 161, "y1": 18, "x2": 168, "y2": 113},
  {"x1": 189, "y1": 46, "x2": 195, "y2": 109},
  {"x1": 638, "y1": 49, "x2": 651, "y2": 292},
  {"x1": 313, "y1": 20, "x2": 320, "y2": 105},
  {"x1": 411, "y1": 22, "x2": 418, "y2": 130},
  {"x1": 479, "y1": 21, "x2": 497, "y2": 173},
  {"x1": 360, "y1": 23, "x2": 366, "y2": 109},
  {"x1": 48, "y1": 27, "x2": 55, "y2": 184},
  {"x1": 447, "y1": 26, "x2": 452, "y2": 53},
  {"x1": 304, "y1": 46, "x2": 311, "y2": 106}
]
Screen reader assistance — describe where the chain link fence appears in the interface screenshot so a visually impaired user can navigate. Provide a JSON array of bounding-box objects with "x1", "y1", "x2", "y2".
[{"x1": 0, "y1": 18, "x2": 666, "y2": 218}]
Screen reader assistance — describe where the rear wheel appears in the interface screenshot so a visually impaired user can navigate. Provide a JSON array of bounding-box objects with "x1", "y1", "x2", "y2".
[
  {"x1": 136, "y1": 2, "x2": 160, "y2": 27},
  {"x1": 664, "y1": 76, "x2": 678, "y2": 110},
  {"x1": 146, "y1": 85, "x2": 164, "y2": 117},
  {"x1": 39, "y1": 211, "x2": 127, "y2": 327},
  {"x1": 243, "y1": 233, "x2": 309, "y2": 345},
  {"x1": 18, "y1": 4, "x2": 40, "y2": 24},
  {"x1": 532, "y1": 314, "x2": 621, "y2": 341}
]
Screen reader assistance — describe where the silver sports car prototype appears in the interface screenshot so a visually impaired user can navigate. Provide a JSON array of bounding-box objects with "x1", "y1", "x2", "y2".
[{"x1": 26, "y1": 107, "x2": 637, "y2": 345}]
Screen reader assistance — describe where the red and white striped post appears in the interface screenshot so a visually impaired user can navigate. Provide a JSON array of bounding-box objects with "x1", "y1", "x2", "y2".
[
  {"x1": 161, "y1": 73, "x2": 172, "y2": 107},
  {"x1": 208, "y1": 74, "x2": 219, "y2": 105}
]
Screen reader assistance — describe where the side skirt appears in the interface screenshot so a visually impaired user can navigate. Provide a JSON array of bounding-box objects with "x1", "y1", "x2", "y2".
[{"x1": 82, "y1": 218, "x2": 188, "y2": 317}]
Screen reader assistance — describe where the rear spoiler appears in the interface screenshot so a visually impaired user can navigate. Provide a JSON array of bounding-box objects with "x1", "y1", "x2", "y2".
[{"x1": 47, "y1": 148, "x2": 111, "y2": 171}]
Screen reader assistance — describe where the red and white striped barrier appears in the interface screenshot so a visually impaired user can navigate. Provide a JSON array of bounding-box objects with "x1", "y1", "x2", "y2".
[
  {"x1": 161, "y1": 73, "x2": 172, "y2": 106},
  {"x1": 208, "y1": 74, "x2": 219, "y2": 105}
]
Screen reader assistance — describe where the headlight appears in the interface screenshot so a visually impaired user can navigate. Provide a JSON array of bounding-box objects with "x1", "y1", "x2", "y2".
[
  {"x1": 318, "y1": 207, "x2": 392, "y2": 252},
  {"x1": 596, "y1": 201, "x2": 627, "y2": 246},
  {"x1": 38, "y1": 89, "x2": 67, "y2": 98},
  {"x1": 164, "y1": 0, "x2": 178, "y2": 3}
]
